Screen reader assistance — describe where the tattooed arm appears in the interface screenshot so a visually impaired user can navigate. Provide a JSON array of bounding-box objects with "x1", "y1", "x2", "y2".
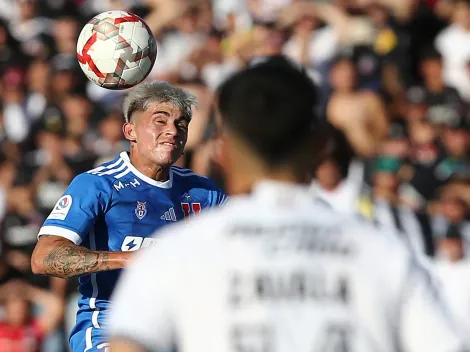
[{"x1": 31, "y1": 235, "x2": 133, "y2": 279}]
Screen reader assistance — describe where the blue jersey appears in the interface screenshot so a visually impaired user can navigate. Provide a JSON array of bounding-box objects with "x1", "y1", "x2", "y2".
[{"x1": 38, "y1": 152, "x2": 226, "y2": 351}]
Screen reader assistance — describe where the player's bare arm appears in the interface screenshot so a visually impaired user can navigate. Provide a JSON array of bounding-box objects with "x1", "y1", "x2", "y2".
[{"x1": 31, "y1": 235, "x2": 132, "y2": 279}]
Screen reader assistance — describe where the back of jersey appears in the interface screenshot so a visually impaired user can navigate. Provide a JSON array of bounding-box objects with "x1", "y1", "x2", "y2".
[
  {"x1": 109, "y1": 182, "x2": 466, "y2": 352},
  {"x1": 221, "y1": 205, "x2": 378, "y2": 352}
]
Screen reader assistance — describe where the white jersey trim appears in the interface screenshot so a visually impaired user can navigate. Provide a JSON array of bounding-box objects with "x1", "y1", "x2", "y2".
[
  {"x1": 120, "y1": 152, "x2": 173, "y2": 188},
  {"x1": 97, "y1": 160, "x2": 126, "y2": 176},
  {"x1": 37, "y1": 226, "x2": 82, "y2": 245},
  {"x1": 89, "y1": 228, "x2": 99, "y2": 309},
  {"x1": 87, "y1": 228, "x2": 100, "y2": 351},
  {"x1": 84, "y1": 327, "x2": 93, "y2": 352},
  {"x1": 92, "y1": 309, "x2": 100, "y2": 328},
  {"x1": 87, "y1": 157, "x2": 124, "y2": 175}
]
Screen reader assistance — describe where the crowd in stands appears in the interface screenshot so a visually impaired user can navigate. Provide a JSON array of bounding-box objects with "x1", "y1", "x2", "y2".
[{"x1": 0, "y1": 0, "x2": 469, "y2": 350}]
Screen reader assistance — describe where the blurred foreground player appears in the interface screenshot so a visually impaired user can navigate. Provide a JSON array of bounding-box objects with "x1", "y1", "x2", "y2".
[
  {"x1": 30, "y1": 82, "x2": 226, "y2": 352},
  {"x1": 108, "y1": 61, "x2": 468, "y2": 352}
]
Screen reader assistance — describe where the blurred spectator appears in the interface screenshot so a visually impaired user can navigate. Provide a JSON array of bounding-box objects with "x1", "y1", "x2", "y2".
[
  {"x1": 435, "y1": 0, "x2": 470, "y2": 101},
  {"x1": 0, "y1": 19, "x2": 28, "y2": 75},
  {"x1": 360, "y1": 150, "x2": 437, "y2": 257},
  {"x1": 400, "y1": 116, "x2": 441, "y2": 209},
  {"x1": 49, "y1": 55, "x2": 82, "y2": 102},
  {"x1": 91, "y1": 111, "x2": 128, "y2": 163},
  {"x1": 433, "y1": 192, "x2": 470, "y2": 257},
  {"x1": 25, "y1": 60, "x2": 50, "y2": 123},
  {"x1": 152, "y1": 4, "x2": 207, "y2": 82},
  {"x1": 8, "y1": 0, "x2": 54, "y2": 58},
  {"x1": 51, "y1": 17, "x2": 79, "y2": 58},
  {"x1": 0, "y1": 280, "x2": 63, "y2": 352},
  {"x1": 327, "y1": 56, "x2": 389, "y2": 158},
  {"x1": 434, "y1": 224, "x2": 470, "y2": 338},
  {"x1": 31, "y1": 130, "x2": 73, "y2": 218},
  {"x1": 1, "y1": 186, "x2": 45, "y2": 287},
  {"x1": 414, "y1": 47, "x2": 463, "y2": 127},
  {"x1": 309, "y1": 124, "x2": 364, "y2": 213},
  {"x1": 2, "y1": 67, "x2": 29, "y2": 144}
]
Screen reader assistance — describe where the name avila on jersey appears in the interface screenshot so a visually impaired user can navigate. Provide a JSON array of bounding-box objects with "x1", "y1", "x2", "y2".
[{"x1": 113, "y1": 178, "x2": 141, "y2": 191}]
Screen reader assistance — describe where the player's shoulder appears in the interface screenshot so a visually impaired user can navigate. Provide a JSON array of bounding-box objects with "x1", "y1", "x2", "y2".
[
  {"x1": 171, "y1": 166, "x2": 221, "y2": 191},
  {"x1": 343, "y1": 212, "x2": 412, "y2": 264},
  {"x1": 85, "y1": 153, "x2": 129, "y2": 179},
  {"x1": 70, "y1": 154, "x2": 126, "y2": 192}
]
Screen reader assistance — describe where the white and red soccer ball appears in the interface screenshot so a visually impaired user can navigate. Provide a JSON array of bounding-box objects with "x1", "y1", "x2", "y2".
[{"x1": 76, "y1": 11, "x2": 157, "y2": 90}]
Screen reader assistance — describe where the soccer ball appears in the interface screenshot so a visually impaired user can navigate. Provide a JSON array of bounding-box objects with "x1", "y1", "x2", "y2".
[{"x1": 76, "y1": 11, "x2": 157, "y2": 90}]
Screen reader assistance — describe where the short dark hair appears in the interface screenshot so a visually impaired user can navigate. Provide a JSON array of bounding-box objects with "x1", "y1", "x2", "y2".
[
  {"x1": 318, "y1": 124, "x2": 355, "y2": 179},
  {"x1": 217, "y1": 56, "x2": 318, "y2": 167},
  {"x1": 420, "y1": 46, "x2": 442, "y2": 62}
]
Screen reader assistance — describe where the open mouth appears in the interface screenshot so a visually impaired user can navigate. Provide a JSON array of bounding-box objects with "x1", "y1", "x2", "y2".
[{"x1": 159, "y1": 141, "x2": 178, "y2": 150}]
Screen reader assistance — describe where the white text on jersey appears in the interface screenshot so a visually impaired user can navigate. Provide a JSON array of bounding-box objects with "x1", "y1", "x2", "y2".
[{"x1": 113, "y1": 178, "x2": 141, "y2": 191}]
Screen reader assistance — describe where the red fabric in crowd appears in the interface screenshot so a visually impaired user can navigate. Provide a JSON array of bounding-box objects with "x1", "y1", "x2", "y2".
[{"x1": 0, "y1": 320, "x2": 44, "y2": 352}]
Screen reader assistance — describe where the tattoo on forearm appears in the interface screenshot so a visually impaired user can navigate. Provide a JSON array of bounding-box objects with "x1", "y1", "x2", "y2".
[{"x1": 43, "y1": 242, "x2": 112, "y2": 279}]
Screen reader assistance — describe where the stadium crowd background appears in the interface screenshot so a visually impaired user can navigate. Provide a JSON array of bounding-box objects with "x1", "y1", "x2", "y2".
[{"x1": 0, "y1": 0, "x2": 470, "y2": 350}]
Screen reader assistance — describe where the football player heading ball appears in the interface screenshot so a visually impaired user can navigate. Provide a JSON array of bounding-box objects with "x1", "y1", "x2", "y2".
[{"x1": 31, "y1": 81, "x2": 227, "y2": 352}]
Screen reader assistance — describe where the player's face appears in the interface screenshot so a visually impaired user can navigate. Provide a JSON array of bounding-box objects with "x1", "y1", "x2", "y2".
[{"x1": 132, "y1": 102, "x2": 189, "y2": 167}]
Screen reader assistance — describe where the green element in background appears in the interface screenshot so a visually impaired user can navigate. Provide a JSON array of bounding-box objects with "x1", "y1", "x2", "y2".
[{"x1": 374, "y1": 156, "x2": 402, "y2": 174}]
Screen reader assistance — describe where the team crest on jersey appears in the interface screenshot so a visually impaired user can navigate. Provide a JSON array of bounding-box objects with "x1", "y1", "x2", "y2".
[{"x1": 135, "y1": 201, "x2": 147, "y2": 220}]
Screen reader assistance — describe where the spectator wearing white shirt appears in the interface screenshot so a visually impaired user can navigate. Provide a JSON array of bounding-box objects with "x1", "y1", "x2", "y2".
[
  {"x1": 151, "y1": 6, "x2": 207, "y2": 83},
  {"x1": 435, "y1": 0, "x2": 470, "y2": 102},
  {"x1": 309, "y1": 124, "x2": 364, "y2": 214},
  {"x1": 434, "y1": 225, "x2": 470, "y2": 338}
]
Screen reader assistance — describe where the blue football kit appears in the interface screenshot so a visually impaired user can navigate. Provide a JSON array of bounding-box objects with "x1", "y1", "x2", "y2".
[{"x1": 38, "y1": 152, "x2": 227, "y2": 352}]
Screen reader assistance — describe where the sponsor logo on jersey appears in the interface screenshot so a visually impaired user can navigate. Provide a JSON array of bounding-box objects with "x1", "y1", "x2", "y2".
[
  {"x1": 47, "y1": 195, "x2": 73, "y2": 220},
  {"x1": 135, "y1": 201, "x2": 147, "y2": 220},
  {"x1": 160, "y1": 207, "x2": 177, "y2": 222},
  {"x1": 121, "y1": 236, "x2": 158, "y2": 251}
]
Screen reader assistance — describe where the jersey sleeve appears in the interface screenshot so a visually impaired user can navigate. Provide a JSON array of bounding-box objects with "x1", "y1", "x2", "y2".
[
  {"x1": 211, "y1": 188, "x2": 228, "y2": 207},
  {"x1": 37, "y1": 173, "x2": 111, "y2": 245},
  {"x1": 108, "y1": 236, "x2": 178, "y2": 351},
  {"x1": 397, "y1": 255, "x2": 469, "y2": 352},
  {"x1": 205, "y1": 179, "x2": 227, "y2": 207}
]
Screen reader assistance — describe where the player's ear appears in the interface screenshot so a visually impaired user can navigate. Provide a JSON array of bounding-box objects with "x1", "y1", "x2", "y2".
[
  {"x1": 123, "y1": 122, "x2": 137, "y2": 142},
  {"x1": 215, "y1": 130, "x2": 230, "y2": 173}
]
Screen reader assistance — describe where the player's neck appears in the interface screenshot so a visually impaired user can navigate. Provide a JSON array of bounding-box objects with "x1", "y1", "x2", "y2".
[
  {"x1": 227, "y1": 160, "x2": 303, "y2": 196},
  {"x1": 229, "y1": 171, "x2": 303, "y2": 196},
  {"x1": 224, "y1": 137, "x2": 306, "y2": 195},
  {"x1": 129, "y1": 150, "x2": 170, "y2": 182}
]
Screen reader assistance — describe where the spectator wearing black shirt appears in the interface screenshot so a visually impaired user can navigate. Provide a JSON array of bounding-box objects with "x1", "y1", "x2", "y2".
[
  {"x1": 0, "y1": 186, "x2": 47, "y2": 289},
  {"x1": 414, "y1": 47, "x2": 463, "y2": 127}
]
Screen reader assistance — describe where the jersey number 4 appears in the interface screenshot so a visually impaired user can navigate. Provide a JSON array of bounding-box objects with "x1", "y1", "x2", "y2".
[{"x1": 181, "y1": 202, "x2": 201, "y2": 218}]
